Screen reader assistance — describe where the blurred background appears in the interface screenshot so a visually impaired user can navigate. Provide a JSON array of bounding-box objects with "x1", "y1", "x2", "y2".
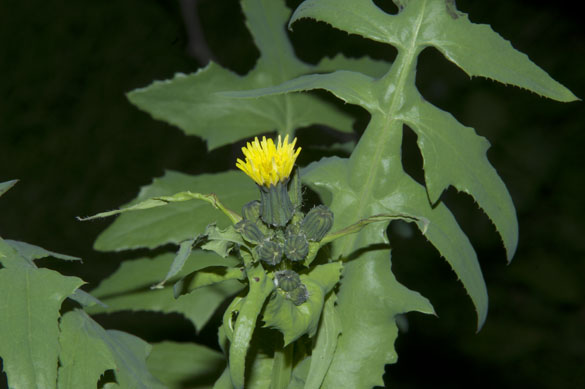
[{"x1": 1, "y1": 0, "x2": 583, "y2": 387}]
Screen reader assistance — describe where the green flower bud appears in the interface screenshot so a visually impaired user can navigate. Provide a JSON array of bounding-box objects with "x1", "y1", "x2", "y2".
[
  {"x1": 259, "y1": 181, "x2": 294, "y2": 227},
  {"x1": 284, "y1": 233, "x2": 309, "y2": 262},
  {"x1": 235, "y1": 219, "x2": 265, "y2": 244},
  {"x1": 255, "y1": 240, "x2": 283, "y2": 266},
  {"x1": 301, "y1": 205, "x2": 334, "y2": 242},
  {"x1": 242, "y1": 200, "x2": 262, "y2": 222},
  {"x1": 274, "y1": 270, "x2": 301, "y2": 292},
  {"x1": 287, "y1": 284, "x2": 309, "y2": 306}
]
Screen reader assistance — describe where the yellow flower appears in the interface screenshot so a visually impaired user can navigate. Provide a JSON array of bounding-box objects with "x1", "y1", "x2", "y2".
[{"x1": 236, "y1": 135, "x2": 301, "y2": 187}]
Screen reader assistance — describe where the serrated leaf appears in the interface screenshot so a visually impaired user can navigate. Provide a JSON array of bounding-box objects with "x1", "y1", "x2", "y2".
[
  {"x1": 5, "y1": 239, "x2": 81, "y2": 262},
  {"x1": 262, "y1": 262, "x2": 342, "y2": 346},
  {"x1": 146, "y1": 341, "x2": 225, "y2": 389},
  {"x1": 88, "y1": 252, "x2": 243, "y2": 330},
  {"x1": 94, "y1": 170, "x2": 256, "y2": 252},
  {"x1": 321, "y1": 251, "x2": 434, "y2": 389},
  {"x1": 304, "y1": 292, "x2": 341, "y2": 389},
  {"x1": 127, "y1": 0, "x2": 348, "y2": 150},
  {"x1": 291, "y1": 0, "x2": 576, "y2": 101},
  {"x1": 400, "y1": 100, "x2": 518, "y2": 260},
  {"x1": 0, "y1": 267, "x2": 83, "y2": 389},
  {"x1": 303, "y1": 150, "x2": 488, "y2": 328},
  {"x1": 0, "y1": 179, "x2": 18, "y2": 197}
]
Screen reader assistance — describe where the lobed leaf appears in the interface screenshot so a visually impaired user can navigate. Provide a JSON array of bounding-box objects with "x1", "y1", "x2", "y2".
[
  {"x1": 320, "y1": 252, "x2": 434, "y2": 389},
  {"x1": 127, "y1": 0, "x2": 375, "y2": 150}
]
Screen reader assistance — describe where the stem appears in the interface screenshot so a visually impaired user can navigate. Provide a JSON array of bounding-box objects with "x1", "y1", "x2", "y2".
[{"x1": 270, "y1": 343, "x2": 293, "y2": 389}]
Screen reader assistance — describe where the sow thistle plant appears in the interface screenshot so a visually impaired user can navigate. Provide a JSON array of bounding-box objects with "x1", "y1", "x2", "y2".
[{"x1": 0, "y1": 0, "x2": 577, "y2": 388}]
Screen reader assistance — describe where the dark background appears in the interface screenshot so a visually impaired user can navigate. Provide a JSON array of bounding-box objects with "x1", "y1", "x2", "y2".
[{"x1": 1, "y1": 0, "x2": 583, "y2": 388}]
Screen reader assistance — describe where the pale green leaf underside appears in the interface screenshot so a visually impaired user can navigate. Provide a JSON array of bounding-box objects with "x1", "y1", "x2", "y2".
[
  {"x1": 0, "y1": 179, "x2": 18, "y2": 197},
  {"x1": 88, "y1": 251, "x2": 242, "y2": 330},
  {"x1": 0, "y1": 267, "x2": 83, "y2": 389},
  {"x1": 146, "y1": 341, "x2": 225, "y2": 389},
  {"x1": 5, "y1": 239, "x2": 81, "y2": 262},
  {"x1": 94, "y1": 170, "x2": 256, "y2": 252}
]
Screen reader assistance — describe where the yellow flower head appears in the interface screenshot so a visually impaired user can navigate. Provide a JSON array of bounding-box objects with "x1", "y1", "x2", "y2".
[{"x1": 236, "y1": 135, "x2": 301, "y2": 187}]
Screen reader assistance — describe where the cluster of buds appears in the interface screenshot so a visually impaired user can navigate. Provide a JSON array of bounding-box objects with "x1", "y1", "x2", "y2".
[{"x1": 235, "y1": 136, "x2": 334, "y2": 304}]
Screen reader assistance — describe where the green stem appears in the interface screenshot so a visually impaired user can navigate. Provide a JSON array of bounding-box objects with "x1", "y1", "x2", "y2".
[{"x1": 270, "y1": 343, "x2": 293, "y2": 389}]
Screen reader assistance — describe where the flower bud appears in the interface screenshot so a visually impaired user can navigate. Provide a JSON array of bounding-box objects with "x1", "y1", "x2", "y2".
[
  {"x1": 255, "y1": 240, "x2": 283, "y2": 266},
  {"x1": 260, "y1": 181, "x2": 294, "y2": 227},
  {"x1": 241, "y1": 200, "x2": 262, "y2": 222},
  {"x1": 235, "y1": 219, "x2": 265, "y2": 244},
  {"x1": 274, "y1": 270, "x2": 301, "y2": 292},
  {"x1": 284, "y1": 233, "x2": 309, "y2": 262},
  {"x1": 301, "y1": 205, "x2": 334, "y2": 242},
  {"x1": 287, "y1": 284, "x2": 309, "y2": 306}
]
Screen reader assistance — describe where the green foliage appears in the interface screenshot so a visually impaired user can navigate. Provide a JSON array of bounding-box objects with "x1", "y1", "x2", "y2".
[
  {"x1": 2, "y1": 0, "x2": 576, "y2": 388},
  {"x1": 87, "y1": 251, "x2": 244, "y2": 331},
  {"x1": 126, "y1": 0, "x2": 386, "y2": 150}
]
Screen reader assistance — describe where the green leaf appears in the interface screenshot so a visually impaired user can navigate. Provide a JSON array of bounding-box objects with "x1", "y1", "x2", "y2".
[
  {"x1": 104, "y1": 330, "x2": 166, "y2": 389},
  {"x1": 58, "y1": 310, "x2": 117, "y2": 389},
  {"x1": 304, "y1": 293, "x2": 341, "y2": 389},
  {"x1": 0, "y1": 179, "x2": 18, "y2": 197},
  {"x1": 291, "y1": 0, "x2": 577, "y2": 101},
  {"x1": 146, "y1": 341, "x2": 225, "y2": 389},
  {"x1": 5, "y1": 239, "x2": 81, "y2": 262},
  {"x1": 400, "y1": 100, "x2": 518, "y2": 260},
  {"x1": 0, "y1": 267, "x2": 83, "y2": 389},
  {"x1": 127, "y1": 0, "x2": 346, "y2": 150},
  {"x1": 321, "y1": 252, "x2": 434, "y2": 389},
  {"x1": 88, "y1": 252, "x2": 243, "y2": 330},
  {"x1": 68, "y1": 289, "x2": 107, "y2": 308},
  {"x1": 174, "y1": 267, "x2": 245, "y2": 299},
  {"x1": 201, "y1": 224, "x2": 247, "y2": 258},
  {"x1": 94, "y1": 170, "x2": 256, "y2": 252},
  {"x1": 321, "y1": 213, "x2": 428, "y2": 246},
  {"x1": 0, "y1": 236, "x2": 35, "y2": 268},
  {"x1": 262, "y1": 262, "x2": 342, "y2": 346},
  {"x1": 303, "y1": 150, "x2": 487, "y2": 327},
  {"x1": 152, "y1": 238, "x2": 196, "y2": 289}
]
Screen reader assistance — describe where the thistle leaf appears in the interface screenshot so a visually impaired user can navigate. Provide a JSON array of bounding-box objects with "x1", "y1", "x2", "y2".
[{"x1": 127, "y1": 0, "x2": 388, "y2": 150}]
